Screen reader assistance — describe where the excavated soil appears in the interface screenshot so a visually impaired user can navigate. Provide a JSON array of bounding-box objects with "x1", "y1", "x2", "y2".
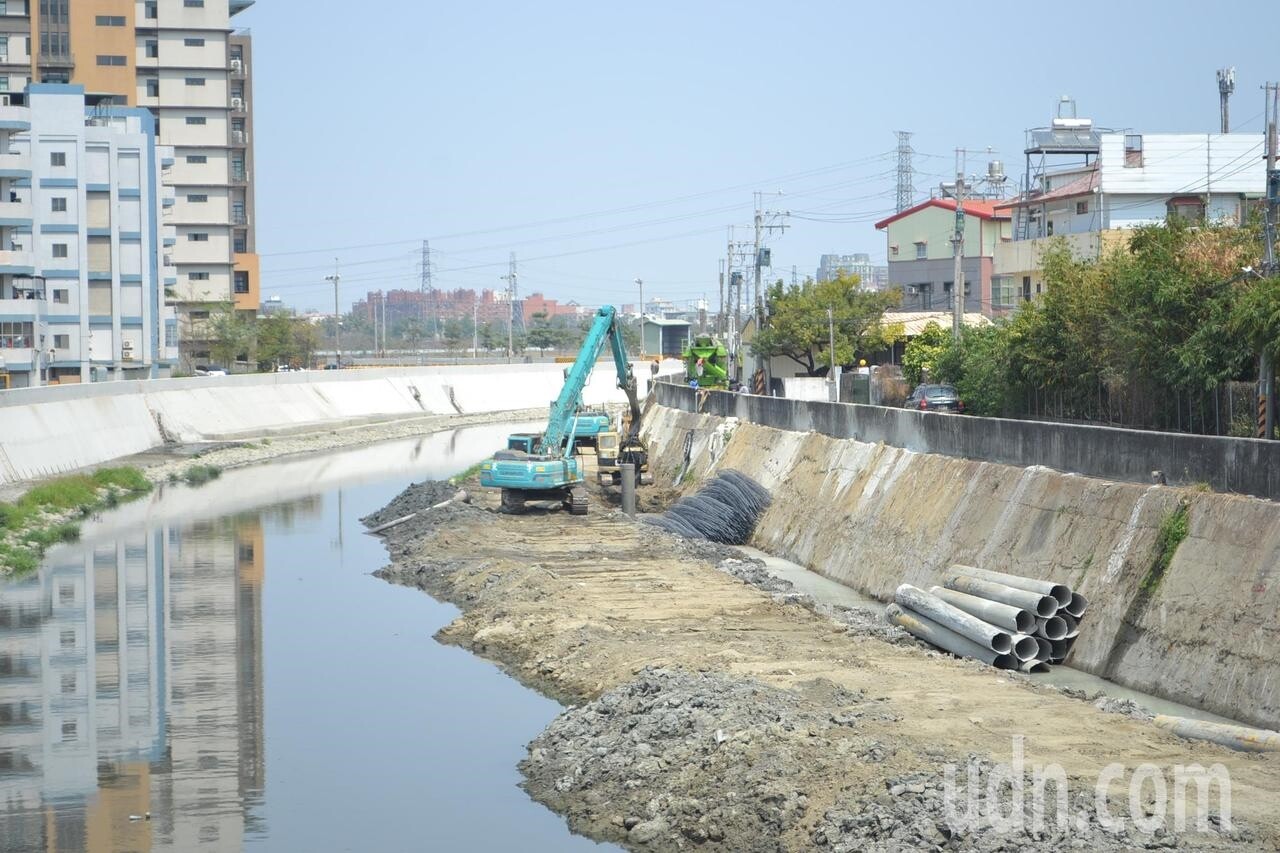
[{"x1": 371, "y1": 473, "x2": 1280, "y2": 851}]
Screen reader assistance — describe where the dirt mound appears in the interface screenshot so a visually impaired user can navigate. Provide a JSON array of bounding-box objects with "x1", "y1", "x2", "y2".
[
  {"x1": 521, "y1": 667, "x2": 875, "y2": 850},
  {"x1": 361, "y1": 479, "x2": 462, "y2": 527}
]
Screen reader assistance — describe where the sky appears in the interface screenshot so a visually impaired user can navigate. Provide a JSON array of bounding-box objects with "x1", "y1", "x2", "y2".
[{"x1": 240, "y1": 0, "x2": 1279, "y2": 315}]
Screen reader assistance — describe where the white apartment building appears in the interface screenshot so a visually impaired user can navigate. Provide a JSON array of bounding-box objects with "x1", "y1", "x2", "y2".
[{"x1": 0, "y1": 83, "x2": 175, "y2": 388}]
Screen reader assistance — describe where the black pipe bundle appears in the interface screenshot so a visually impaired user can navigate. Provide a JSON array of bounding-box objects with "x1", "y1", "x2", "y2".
[{"x1": 642, "y1": 470, "x2": 771, "y2": 544}]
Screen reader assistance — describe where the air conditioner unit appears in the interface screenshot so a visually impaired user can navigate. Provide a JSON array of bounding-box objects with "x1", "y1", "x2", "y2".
[
  {"x1": 121, "y1": 340, "x2": 135, "y2": 361},
  {"x1": 230, "y1": 97, "x2": 243, "y2": 110},
  {"x1": 230, "y1": 58, "x2": 242, "y2": 72}
]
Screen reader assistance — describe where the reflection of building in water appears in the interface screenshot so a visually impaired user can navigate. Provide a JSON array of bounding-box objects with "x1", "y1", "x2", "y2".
[{"x1": 0, "y1": 513, "x2": 267, "y2": 852}]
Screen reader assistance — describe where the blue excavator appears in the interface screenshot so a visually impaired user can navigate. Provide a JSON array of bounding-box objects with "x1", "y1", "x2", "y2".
[{"x1": 479, "y1": 305, "x2": 647, "y2": 515}]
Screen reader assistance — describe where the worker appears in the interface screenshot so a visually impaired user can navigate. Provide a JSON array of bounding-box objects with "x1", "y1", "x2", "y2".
[{"x1": 650, "y1": 359, "x2": 659, "y2": 377}]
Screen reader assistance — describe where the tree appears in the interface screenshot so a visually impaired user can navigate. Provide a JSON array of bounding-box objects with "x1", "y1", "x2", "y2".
[
  {"x1": 398, "y1": 316, "x2": 427, "y2": 353},
  {"x1": 207, "y1": 304, "x2": 254, "y2": 368},
  {"x1": 749, "y1": 273, "x2": 901, "y2": 375},
  {"x1": 901, "y1": 321, "x2": 950, "y2": 385},
  {"x1": 527, "y1": 311, "x2": 560, "y2": 354}
]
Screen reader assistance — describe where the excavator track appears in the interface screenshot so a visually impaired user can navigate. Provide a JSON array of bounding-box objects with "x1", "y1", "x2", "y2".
[
  {"x1": 500, "y1": 489, "x2": 526, "y2": 514},
  {"x1": 567, "y1": 486, "x2": 589, "y2": 516}
]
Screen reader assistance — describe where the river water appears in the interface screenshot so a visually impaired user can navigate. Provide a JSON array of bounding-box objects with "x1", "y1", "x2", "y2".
[{"x1": 0, "y1": 423, "x2": 613, "y2": 852}]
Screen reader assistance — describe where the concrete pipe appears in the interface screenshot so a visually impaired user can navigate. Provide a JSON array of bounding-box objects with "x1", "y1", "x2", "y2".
[
  {"x1": 1020, "y1": 659, "x2": 1051, "y2": 674},
  {"x1": 1034, "y1": 637, "x2": 1052, "y2": 661},
  {"x1": 1059, "y1": 613, "x2": 1079, "y2": 639},
  {"x1": 929, "y1": 586, "x2": 1035, "y2": 634},
  {"x1": 1065, "y1": 592, "x2": 1088, "y2": 618},
  {"x1": 894, "y1": 584, "x2": 1014, "y2": 654},
  {"x1": 1035, "y1": 616, "x2": 1069, "y2": 641},
  {"x1": 1009, "y1": 633, "x2": 1039, "y2": 662},
  {"x1": 886, "y1": 604, "x2": 1017, "y2": 670},
  {"x1": 620, "y1": 463, "x2": 637, "y2": 517},
  {"x1": 950, "y1": 564, "x2": 1072, "y2": 609},
  {"x1": 943, "y1": 572, "x2": 1059, "y2": 618},
  {"x1": 1153, "y1": 715, "x2": 1280, "y2": 753},
  {"x1": 1048, "y1": 636, "x2": 1077, "y2": 664}
]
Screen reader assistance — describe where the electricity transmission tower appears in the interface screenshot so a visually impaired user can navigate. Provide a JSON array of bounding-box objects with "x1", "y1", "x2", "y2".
[{"x1": 895, "y1": 131, "x2": 915, "y2": 212}]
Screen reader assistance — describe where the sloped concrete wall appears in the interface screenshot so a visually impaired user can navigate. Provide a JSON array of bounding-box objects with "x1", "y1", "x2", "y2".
[
  {"x1": 643, "y1": 404, "x2": 1280, "y2": 730},
  {"x1": 0, "y1": 362, "x2": 668, "y2": 485}
]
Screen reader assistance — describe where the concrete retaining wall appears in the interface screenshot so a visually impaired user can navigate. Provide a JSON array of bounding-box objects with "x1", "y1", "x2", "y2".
[
  {"x1": 656, "y1": 382, "x2": 1280, "y2": 500},
  {"x1": 643, "y1": 404, "x2": 1280, "y2": 729},
  {"x1": 0, "y1": 362, "x2": 669, "y2": 486}
]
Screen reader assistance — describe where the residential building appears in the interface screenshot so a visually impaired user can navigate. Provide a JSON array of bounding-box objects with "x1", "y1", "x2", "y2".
[
  {"x1": 0, "y1": 0, "x2": 263, "y2": 370},
  {"x1": 873, "y1": 198, "x2": 1012, "y2": 316},
  {"x1": 816, "y1": 253, "x2": 888, "y2": 289},
  {"x1": 0, "y1": 84, "x2": 175, "y2": 388}
]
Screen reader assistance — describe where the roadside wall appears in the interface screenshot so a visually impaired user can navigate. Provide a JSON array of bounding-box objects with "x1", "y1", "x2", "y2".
[
  {"x1": 643, "y1": 404, "x2": 1280, "y2": 729},
  {"x1": 655, "y1": 383, "x2": 1280, "y2": 500},
  {"x1": 0, "y1": 362, "x2": 672, "y2": 486}
]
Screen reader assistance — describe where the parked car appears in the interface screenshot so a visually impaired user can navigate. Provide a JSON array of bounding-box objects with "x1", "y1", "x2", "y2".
[
  {"x1": 904, "y1": 383, "x2": 964, "y2": 413},
  {"x1": 194, "y1": 365, "x2": 228, "y2": 377}
]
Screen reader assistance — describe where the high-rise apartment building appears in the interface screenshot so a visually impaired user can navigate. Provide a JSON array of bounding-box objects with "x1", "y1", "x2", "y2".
[{"x1": 0, "y1": 0, "x2": 259, "y2": 369}]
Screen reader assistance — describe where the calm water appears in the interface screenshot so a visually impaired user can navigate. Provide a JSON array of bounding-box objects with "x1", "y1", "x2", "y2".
[{"x1": 0, "y1": 423, "x2": 613, "y2": 852}]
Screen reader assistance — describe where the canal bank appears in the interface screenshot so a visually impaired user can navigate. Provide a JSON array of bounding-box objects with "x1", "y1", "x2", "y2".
[
  {"x1": 371, "y1": 473, "x2": 1280, "y2": 850},
  {"x1": 0, "y1": 423, "x2": 613, "y2": 852}
]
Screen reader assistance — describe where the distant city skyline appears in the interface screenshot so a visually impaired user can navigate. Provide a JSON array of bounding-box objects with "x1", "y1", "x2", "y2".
[{"x1": 241, "y1": 1, "x2": 1278, "y2": 314}]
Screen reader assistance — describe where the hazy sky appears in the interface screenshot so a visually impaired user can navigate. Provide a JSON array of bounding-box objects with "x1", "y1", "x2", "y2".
[{"x1": 243, "y1": 1, "x2": 1276, "y2": 313}]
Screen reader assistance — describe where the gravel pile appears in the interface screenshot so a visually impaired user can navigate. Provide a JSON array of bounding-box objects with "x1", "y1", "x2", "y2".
[
  {"x1": 361, "y1": 479, "x2": 463, "y2": 528},
  {"x1": 812, "y1": 755, "x2": 1249, "y2": 852},
  {"x1": 521, "y1": 667, "x2": 871, "y2": 850}
]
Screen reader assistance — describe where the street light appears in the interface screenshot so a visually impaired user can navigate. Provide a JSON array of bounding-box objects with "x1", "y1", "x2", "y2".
[{"x1": 324, "y1": 258, "x2": 341, "y2": 367}]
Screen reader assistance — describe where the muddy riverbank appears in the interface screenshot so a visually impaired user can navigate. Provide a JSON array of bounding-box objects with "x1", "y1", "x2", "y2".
[{"x1": 371, "y1": 476, "x2": 1279, "y2": 851}]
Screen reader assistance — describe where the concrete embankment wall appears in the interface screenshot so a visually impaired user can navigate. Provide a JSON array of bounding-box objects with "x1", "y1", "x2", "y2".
[
  {"x1": 643, "y1": 403, "x2": 1280, "y2": 730},
  {"x1": 655, "y1": 383, "x2": 1280, "y2": 501},
  {"x1": 0, "y1": 362, "x2": 665, "y2": 486}
]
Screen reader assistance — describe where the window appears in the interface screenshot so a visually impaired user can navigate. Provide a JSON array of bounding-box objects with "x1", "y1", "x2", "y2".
[
  {"x1": 187, "y1": 232, "x2": 209, "y2": 241},
  {"x1": 1075, "y1": 200, "x2": 1089, "y2": 215},
  {"x1": 1046, "y1": 219, "x2": 1054, "y2": 236},
  {"x1": 187, "y1": 193, "x2": 208, "y2": 203},
  {"x1": 0, "y1": 79, "x2": 7, "y2": 93},
  {"x1": 184, "y1": 77, "x2": 205, "y2": 86},
  {"x1": 51, "y1": 197, "x2": 66, "y2": 212},
  {"x1": 189, "y1": 271, "x2": 209, "y2": 280},
  {"x1": 95, "y1": 14, "x2": 126, "y2": 26},
  {"x1": 914, "y1": 241, "x2": 926, "y2": 260},
  {"x1": 1124, "y1": 133, "x2": 1143, "y2": 167},
  {"x1": 184, "y1": 37, "x2": 205, "y2": 47},
  {"x1": 233, "y1": 233, "x2": 246, "y2": 253},
  {"x1": 52, "y1": 243, "x2": 67, "y2": 258},
  {"x1": 992, "y1": 276, "x2": 1015, "y2": 309},
  {"x1": 187, "y1": 154, "x2": 207, "y2": 164},
  {"x1": 185, "y1": 116, "x2": 206, "y2": 125},
  {"x1": 53, "y1": 289, "x2": 68, "y2": 304},
  {"x1": 145, "y1": 40, "x2": 158, "y2": 58},
  {"x1": 0, "y1": 36, "x2": 8, "y2": 61},
  {"x1": 145, "y1": 1, "x2": 157, "y2": 18},
  {"x1": 234, "y1": 271, "x2": 249, "y2": 294},
  {"x1": 53, "y1": 333, "x2": 69, "y2": 349},
  {"x1": 190, "y1": 310, "x2": 209, "y2": 320},
  {"x1": 0, "y1": 320, "x2": 33, "y2": 347},
  {"x1": 1167, "y1": 198, "x2": 1206, "y2": 222},
  {"x1": 60, "y1": 629, "x2": 74, "y2": 648},
  {"x1": 50, "y1": 151, "x2": 65, "y2": 167},
  {"x1": 96, "y1": 55, "x2": 128, "y2": 66},
  {"x1": 1022, "y1": 276, "x2": 1032, "y2": 302},
  {"x1": 61, "y1": 720, "x2": 76, "y2": 742},
  {"x1": 146, "y1": 78, "x2": 159, "y2": 97},
  {"x1": 184, "y1": 0, "x2": 204, "y2": 6}
]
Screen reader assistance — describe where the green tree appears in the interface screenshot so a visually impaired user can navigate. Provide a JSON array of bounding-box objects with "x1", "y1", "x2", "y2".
[
  {"x1": 901, "y1": 321, "x2": 950, "y2": 385},
  {"x1": 398, "y1": 316, "x2": 427, "y2": 353},
  {"x1": 749, "y1": 273, "x2": 901, "y2": 376},
  {"x1": 255, "y1": 313, "x2": 295, "y2": 369},
  {"x1": 207, "y1": 304, "x2": 255, "y2": 368},
  {"x1": 527, "y1": 311, "x2": 560, "y2": 354}
]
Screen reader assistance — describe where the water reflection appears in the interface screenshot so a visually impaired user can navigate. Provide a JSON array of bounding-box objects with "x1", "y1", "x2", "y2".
[{"x1": 0, "y1": 509, "x2": 280, "y2": 851}]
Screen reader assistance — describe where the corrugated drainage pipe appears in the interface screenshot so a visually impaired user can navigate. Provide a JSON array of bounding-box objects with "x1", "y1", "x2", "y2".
[
  {"x1": 886, "y1": 604, "x2": 1017, "y2": 670},
  {"x1": 894, "y1": 584, "x2": 1013, "y2": 654},
  {"x1": 943, "y1": 572, "x2": 1059, "y2": 618},
  {"x1": 950, "y1": 564, "x2": 1072, "y2": 609},
  {"x1": 929, "y1": 586, "x2": 1036, "y2": 634}
]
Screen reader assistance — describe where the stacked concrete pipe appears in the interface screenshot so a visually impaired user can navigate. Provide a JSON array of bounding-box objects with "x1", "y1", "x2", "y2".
[{"x1": 886, "y1": 566, "x2": 1088, "y2": 673}]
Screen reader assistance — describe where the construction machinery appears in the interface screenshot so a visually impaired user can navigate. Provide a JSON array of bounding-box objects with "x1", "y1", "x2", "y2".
[
  {"x1": 682, "y1": 334, "x2": 729, "y2": 388},
  {"x1": 570, "y1": 406, "x2": 612, "y2": 450},
  {"x1": 480, "y1": 305, "x2": 648, "y2": 515}
]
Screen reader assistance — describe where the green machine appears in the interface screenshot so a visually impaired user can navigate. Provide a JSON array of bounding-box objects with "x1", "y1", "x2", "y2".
[{"x1": 682, "y1": 334, "x2": 729, "y2": 388}]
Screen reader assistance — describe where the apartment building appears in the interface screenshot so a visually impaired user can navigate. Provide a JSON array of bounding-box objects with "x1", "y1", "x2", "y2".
[
  {"x1": 0, "y1": 0, "x2": 259, "y2": 370},
  {"x1": 0, "y1": 84, "x2": 176, "y2": 388},
  {"x1": 815, "y1": 253, "x2": 888, "y2": 289}
]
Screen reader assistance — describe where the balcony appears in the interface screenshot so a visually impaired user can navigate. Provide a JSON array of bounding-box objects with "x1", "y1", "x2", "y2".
[
  {"x1": 0, "y1": 106, "x2": 30, "y2": 132},
  {"x1": 0, "y1": 151, "x2": 31, "y2": 178},
  {"x1": 38, "y1": 52, "x2": 75, "y2": 69},
  {"x1": 232, "y1": 210, "x2": 248, "y2": 226},
  {"x1": 0, "y1": 199, "x2": 32, "y2": 224},
  {"x1": 229, "y1": 58, "x2": 246, "y2": 77},
  {"x1": 163, "y1": 226, "x2": 176, "y2": 246},
  {"x1": 230, "y1": 129, "x2": 247, "y2": 146},
  {"x1": 0, "y1": 249, "x2": 35, "y2": 273},
  {"x1": 230, "y1": 96, "x2": 246, "y2": 113}
]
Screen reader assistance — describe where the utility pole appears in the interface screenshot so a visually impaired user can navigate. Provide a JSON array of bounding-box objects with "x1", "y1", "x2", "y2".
[
  {"x1": 372, "y1": 292, "x2": 379, "y2": 356},
  {"x1": 325, "y1": 258, "x2": 341, "y2": 367},
  {"x1": 1261, "y1": 83, "x2": 1279, "y2": 439},
  {"x1": 500, "y1": 252, "x2": 517, "y2": 362},
  {"x1": 1217, "y1": 68, "x2": 1235, "y2": 134},
  {"x1": 950, "y1": 150, "x2": 966, "y2": 339},
  {"x1": 717, "y1": 258, "x2": 725, "y2": 337},
  {"x1": 751, "y1": 191, "x2": 788, "y2": 383}
]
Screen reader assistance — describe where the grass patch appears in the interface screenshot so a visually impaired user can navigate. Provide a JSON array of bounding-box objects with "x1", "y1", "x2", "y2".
[
  {"x1": 449, "y1": 461, "x2": 486, "y2": 485},
  {"x1": 1141, "y1": 501, "x2": 1189, "y2": 593},
  {"x1": 0, "y1": 466, "x2": 150, "y2": 574},
  {"x1": 181, "y1": 464, "x2": 222, "y2": 486}
]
